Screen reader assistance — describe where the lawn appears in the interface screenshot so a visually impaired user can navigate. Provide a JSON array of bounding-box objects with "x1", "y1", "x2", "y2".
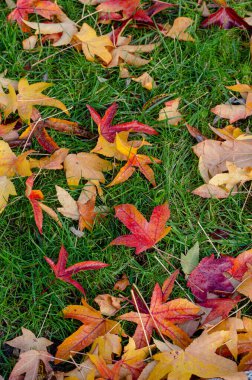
[{"x1": 0, "y1": 0, "x2": 251, "y2": 377}]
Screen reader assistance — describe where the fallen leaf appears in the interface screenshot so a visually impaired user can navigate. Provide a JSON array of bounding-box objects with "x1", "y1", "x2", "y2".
[
  {"x1": 56, "y1": 182, "x2": 101, "y2": 231},
  {"x1": 110, "y1": 202, "x2": 171, "y2": 254},
  {"x1": 87, "y1": 102, "x2": 157, "y2": 143},
  {"x1": 6, "y1": 328, "x2": 53, "y2": 353},
  {"x1": 64, "y1": 152, "x2": 112, "y2": 188},
  {"x1": 94, "y1": 294, "x2": 123, "y2": 316},
  {"x1": 23, "y1": 13, "x2": 78, "y2": 47},
  {"x1": 181, "y1": 242, "x2": 200, "y2": 276},
  {"x1": 107, "y1": 134, "x2": 161, "y2": 187},
  {"x1": 25, "y1": 175, "x2": 60, "y2": 234},
  {"x1": 55, "y1": 299, "x2": 124, "y2": 362},
  {"x1": 7, "y1": 0, "x2": 63, "y2": 32},
  {"x1": 147, "y1": 331, "x2": 246, "y2": 380},
  {"x1": 45, "y1": 245, "x2": 108, "y2": 295},
  {"x1": 200, "y1": 297, "x2": 240, "y2": 325},
  {"x1": 119, "y1": 280, "x2": 200, "y2": 348},
  {"x1": 201, "y1": 6, "x2": 252, "y2": 30},
  {"x1": 0, "y1": 77, "x2": 68, "y2": 122},
  {"x1": 193, "y1": 139, "x2": 252, "y2": 178},
  {"x1": 209, "y1": 162, "x2": 252, "y2": 191},
  {"x1": 9, "y1": 350, "x2": 53, "y2": 380},
  {"x1": 165, "y1": 17, "x2": 195, "y2": 42},
  {"x1": 0, "y1": 176, "x2": 16, "y2": 214},
  {"x1": 75, "y1": 23, "x2": 113, "y2": 64},
  {"x1": 96, "y1": 0, "x2": 140, "y2": 21},
  {"x1": 0, "y1": 140, "x2": 32, "y2": 177},
  {"x1": 30, "y1": 148, "x2": 69, "y2": 170},
  {"x1": 107, "y1": 37, "x2": 157, "y2": 68},
  {"x1": 157, "y1": 98, "x2": 182, "y2": 125},
  {"x1": 113, "y1": 274, "x2": 130, "y2": 291},
  {"x1": 187, "y1": 254, "x2": 235, "y2": 302}
]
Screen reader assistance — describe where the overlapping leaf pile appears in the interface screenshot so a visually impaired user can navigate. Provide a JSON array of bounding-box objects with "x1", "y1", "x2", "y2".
[{"x1": 1, "y1": 0, "x2": 252, "y2": 379}]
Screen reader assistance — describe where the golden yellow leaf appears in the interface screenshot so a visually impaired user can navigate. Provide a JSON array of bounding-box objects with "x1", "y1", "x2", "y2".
[
  {"x1": 0, "y1": 176, "x2": 16, "y2": 214},
  {"x1": 75, "y1": 23, "x2": 113, "y2": 64}
]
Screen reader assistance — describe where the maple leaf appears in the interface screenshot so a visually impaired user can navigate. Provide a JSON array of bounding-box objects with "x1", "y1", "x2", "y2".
[
  {"x1": 6, "y1": 328, "x2": 53, "y2": 353},
  {"x1": 201, "y1": 5, "x2": 252, "y2": 30},
  {"x1": 187, "y1": 254, "x2": 235, "y2": 302},
  {"x1": 192, "y1": 139, "x2": 252, "y2": 178},
  {"x1": 229, "y1": 248, "x2": 252, "y2": 281},
  {"x1": 0, "y1": 78, "x2": 69, "y2": 122},
  {"x1": 25, "y1": 175, "x2": 60, "y2": 234},
  {"x1": 107, "y1": 35, "x2": 157, "y2": 68},
  {"x1": 0, "y1": 140, "x2": 32, "y2": 178},
  {"x1": 64, "y1": 151, "x2": 112, "y2": 189},
  {"x1": 107, "y1": 134, "x2": 160, "y2": 187},
  {"x1": 23, "y1": 12, "x2": 78, "y2": 47},
  {"x1": 110, "y1": 202, "x2": 171, "y2": 254},
  {"x1": 200, "y1": 296, "x2": 241, "y2": 325},
  {"x1": 30, "y1": 148, "x2": 69, "y2": 170},
  {"x1": 56, "y1": 182, "x2": 103, "y2": 231},
  {"x1": 9, "y1": 350, "x2": 53, "y2": 380},
  {"x1": 44, "y1": 245, "x2": 108, "y2": 295},
  {"x1": 0, "y1": 176, "x2": 16, "y2": 214},
  {"x1": 55, "y1": 299, "x2": 124, "y2": 362},
  {"x1": 119, "y1": 280, "x2": 200, "y2": 349},
  {"x1": 147, "y1": 331, "x2": 246, "y2": 380},
  {"x1": 157, "y1": 98, "x2": 182, "y2": 125},
  {"x1": 96, "y1": 0, "x2": 141, "y2": 21},
  {"x1": 209, "y1": 162, "x2": 252, "y2": 191},
  {"x1": 7, "y1": 0, "x2": 63, "y2": 32},
  {"x1": 87, "y1": 102, "x2": 157, "y2": 143},
  {"x1": 75, "y1": 23, "x2": 114, "y2": 64},
  {"x1": 211, "y1": 85, "x2": 252, "y2": 123},
  {"x1": 164, "y1": 17, "x2": 195, "y2": 42}
]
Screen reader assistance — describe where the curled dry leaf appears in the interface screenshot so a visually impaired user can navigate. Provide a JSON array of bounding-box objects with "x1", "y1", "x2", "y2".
[
  {"x1": 29, "y1": 148, "x2": 69, "y2": 170},
  {"x1": 23, "y1": 13, "x2": 78, "y2": 47},
  {"x1": 164, "y1": 17, "x2": 195, "y2": 42},
  {"x1": 94, "y1": 294, "x2": 123, "y2": 316},
  {"x1": 107, "y1": 36, "x2": 157, "y2": 68},
  {"x1": 209, "y1": 162, "x2": 252, "y2": 191},
  {"x1": 114, "y1": 273, "x2": 130, "y2": 291},
  {"x1": 157, "y1": 98, "x2": 182, "y2": 125}
]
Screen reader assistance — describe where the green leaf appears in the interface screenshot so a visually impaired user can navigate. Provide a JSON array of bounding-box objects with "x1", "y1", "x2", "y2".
[{"x1": 181, "y1": 242, "x2": 199, "y2": 275}]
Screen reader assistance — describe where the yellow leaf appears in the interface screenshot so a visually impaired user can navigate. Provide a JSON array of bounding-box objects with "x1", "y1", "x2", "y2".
[
  {"x1": 0, "y1": 140, "x2": 32, "y2": 177},
  {"x1": 0, "y1": 176, "x2": 16, "y2": 213},
  {"x1": 75, "y1": 23, "x2": 113, "y2": 64}
]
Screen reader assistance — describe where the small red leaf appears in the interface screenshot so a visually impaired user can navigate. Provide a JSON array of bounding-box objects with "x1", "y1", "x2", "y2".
[
  {"x1": 44, "y1": 245, "x2": 109, "y2": 294},
  {"x1": 201, "y1": 6, "x2": 252, "y2": 30}
]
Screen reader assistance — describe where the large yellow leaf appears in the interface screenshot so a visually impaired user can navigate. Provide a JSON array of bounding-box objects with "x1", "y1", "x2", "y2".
[
  {"x1": 148, "y1": 331, "x2": 246, "y2": 380},
  {"x1": 0, "y1": 140, "x2": 32, "y2": 177},
  {"x1": 75, "y1": 23, "x2": 113, "y2": 64},
  {"x1": 64, "y1": 152, "x2": 112, "y2": 188},
  {"x1": 0, "y1": 78, "x2": 68, "y2": 122},
  {"x1": 0, "y1": 176, "x2": 16, "y2": 213}
]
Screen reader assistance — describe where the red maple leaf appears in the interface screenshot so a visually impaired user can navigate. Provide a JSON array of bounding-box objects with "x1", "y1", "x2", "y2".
[
  {"x1": 201, "y1": 6, "x2": 251, "y2": 30},
  {"x1": 110, "y1": 203, "x2": 171, "y2": 254},
  {"x1": 87, "y1": 103, "x2": 158, "y2": 143},
  {"x1": 200, "y1": 296, "x2": 240, "y2": 325},
  {"x1": 8, "y1": 0, "x2": 63, "y2": 32},
  {"x1": 25, "y1": 175, "x2": 44, "y2": 234},
  {"x1": 44, "y1": 245, "x2": 109, "y2": 294},
  {"x1": 119, "y1": 276, "x2": 200, "y2": 349},
  {"x1": 187, "y1": 255, "x2": 235, "y2": 302}
]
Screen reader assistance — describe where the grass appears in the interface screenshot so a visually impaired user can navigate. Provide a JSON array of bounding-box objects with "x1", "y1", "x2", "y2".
[{"x1": 0, "y1": 0, "x2": 252, "y2": 376}]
